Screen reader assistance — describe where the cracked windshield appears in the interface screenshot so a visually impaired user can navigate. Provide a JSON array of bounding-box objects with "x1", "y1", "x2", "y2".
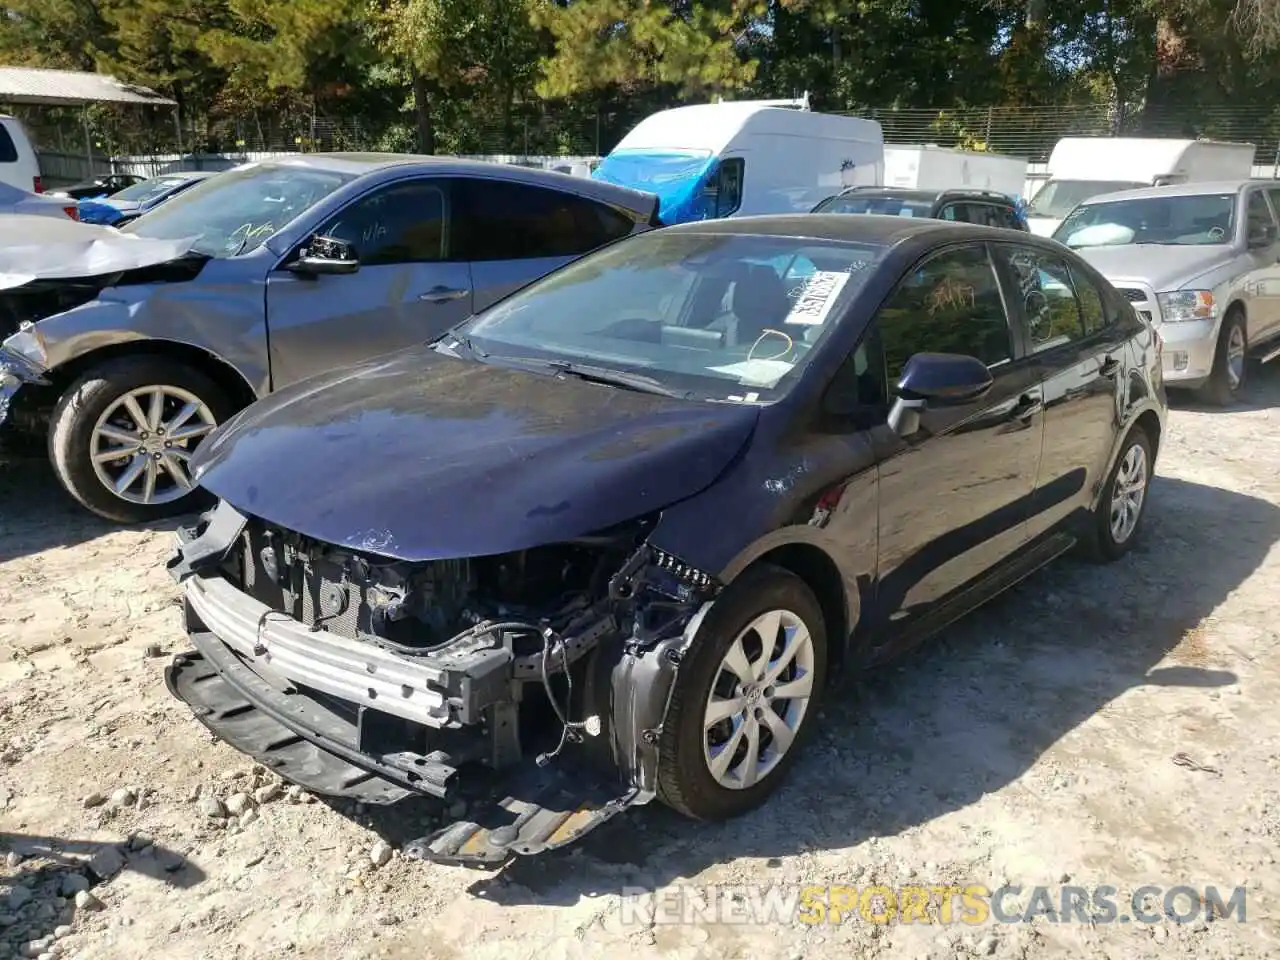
[{"x1": 119, "y1": 162, "x2": 354, "y2": 257}]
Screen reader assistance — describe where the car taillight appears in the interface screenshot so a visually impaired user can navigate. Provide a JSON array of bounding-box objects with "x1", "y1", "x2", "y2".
[
  {"x1": 63, "y1": 205, "x2": 80, "y2": 221},
  {"x1": 32, "y1": 176, "x2": 43, "y2": 194}
]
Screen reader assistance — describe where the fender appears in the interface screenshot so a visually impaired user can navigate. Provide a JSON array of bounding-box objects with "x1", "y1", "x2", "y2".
[
  {"x1": 10, "y1": 254, "x2": 272, "y2": 396},
  {"x1": 1088, "y1": 395, "x2": 1166, "y2": 513}
]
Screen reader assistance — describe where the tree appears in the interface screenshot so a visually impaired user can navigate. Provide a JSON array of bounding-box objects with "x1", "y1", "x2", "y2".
[
  {"x1": 198, "y1": 0, "x2": 373, "y2": 103},
  {"x1": 0, "y1": 0, "x2": 115, "y2": 71},
  {"x1": 1232, "y1": 0, "x2": 1280, "y2": 52},
  {"x1": 532, "y1": 0, "x2": 762, "y2": 100},
  {"x1": 97, "y1": 0, "x2": 231, "y2": 145}
]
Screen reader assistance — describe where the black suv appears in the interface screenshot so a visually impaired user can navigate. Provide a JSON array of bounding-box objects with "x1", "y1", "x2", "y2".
[{"x1": 813, "y1": 186, "x2": 1027, "y2": 231}]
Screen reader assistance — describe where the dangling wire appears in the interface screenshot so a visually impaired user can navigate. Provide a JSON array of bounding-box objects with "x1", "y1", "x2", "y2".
[
  {"x1": 536, "y1": 626, "x2": 589, "y2": 767},
  {"x1": 748, "y1": 328, "x2": 794, "y2": 362}
]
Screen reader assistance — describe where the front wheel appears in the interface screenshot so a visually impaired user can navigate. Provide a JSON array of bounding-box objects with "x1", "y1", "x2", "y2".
[
  {"x1": 1197, "y1": 310, "x2": 1247, "y2": 406},
  {"x1": 49, "y1": 356, "x2": 232, "y2": 523},
  {"x1": 657, "y1": 564, "x2": 828, "y2": 821}
]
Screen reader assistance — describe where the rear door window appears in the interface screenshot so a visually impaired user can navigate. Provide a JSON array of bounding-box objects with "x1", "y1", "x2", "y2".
[
  {"x1": 1068, "y1": 266, "x2": 1111, "y2": 335},
  {"x1": 458, "y1": 179, "x2": 635, "y2": 261},
  {"x1": 0, "y1": 123, "x2": 17, "y2": 163},
  {"x1": 997, "y1": 246, "x2": 1086, "y2": 353}
]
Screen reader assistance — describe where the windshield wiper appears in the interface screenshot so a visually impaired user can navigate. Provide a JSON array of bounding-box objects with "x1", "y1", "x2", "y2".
[
  {"x1": 549, "y1": 361, "x2": 691, "y2": 398},
  {"x1": 491, "y1": 355, "x2": 690, "y2": 398}
]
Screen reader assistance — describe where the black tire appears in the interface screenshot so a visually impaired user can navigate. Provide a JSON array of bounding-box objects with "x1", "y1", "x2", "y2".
[
  {"x1": 1084, "y1": 425, "x2": 1154, "y2": 563},
  {"x1": 1197, "y1": 309, "x2": 1247, "y2": 407},
  {"x1": 657, "y1": 563, "x2": 828, "y2": 821},
  {"x1": 48, "y1": 356, "x2": 233, "y2": 523}
]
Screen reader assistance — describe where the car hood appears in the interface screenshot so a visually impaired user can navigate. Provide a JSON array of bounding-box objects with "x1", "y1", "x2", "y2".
[
  {"x1": 0, "y1": 216, "x2": 197, "y2": 290},
  {"x1": 1069, "y1": 244, "x2": 1235, "y2": 292},
  {"x1": 192, "y1": 346, "x2": 760, "y2": 561}
]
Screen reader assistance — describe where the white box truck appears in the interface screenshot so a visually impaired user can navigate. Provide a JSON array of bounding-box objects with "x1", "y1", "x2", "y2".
[
  {"x1": 593, "y1": 98, "x2": 884, "y2": 225},
  {"x1": 1025, "y1": 137, "x2": 1256, "y2": 236},
  {"x1": 883, "y1": 144, "x2": 1027, "y2": 198}
]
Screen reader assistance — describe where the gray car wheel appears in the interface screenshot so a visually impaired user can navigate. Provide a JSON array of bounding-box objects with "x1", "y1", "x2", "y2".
[
  {"x1": 1085, "y1": 425, "x2": 1154, "y2": 563},
  {"x1": 657, "y1": 563, "x2": 828, "y2": 821},
  {"x1": 49, "y1": 356, "x2": 232, "y2": 523},
  {"x1": 1197, "y1": 309, "x2": 1247, "y2": 406}
]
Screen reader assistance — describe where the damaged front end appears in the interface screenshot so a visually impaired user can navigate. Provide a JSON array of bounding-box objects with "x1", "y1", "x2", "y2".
[
  {"x1": 165, "y1": 498, "x2": 718, "y2": 866},
  {"x1": 0, "y1": 238, "x2": 209, "y2": 438}
]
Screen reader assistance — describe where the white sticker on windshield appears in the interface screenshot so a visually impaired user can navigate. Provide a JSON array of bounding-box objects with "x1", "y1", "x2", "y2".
[
  {"x1": 784, "y1": 270, "x2": 850, "y2": 325},
  {"x1": 708, "y1": 358, "x2": 795, "y2": 388}
]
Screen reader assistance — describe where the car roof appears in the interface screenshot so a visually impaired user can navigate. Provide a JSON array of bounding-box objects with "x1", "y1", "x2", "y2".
[
  {"x1": 830, "y1": 186, "x2": 1016, "y2": 203},
  {"x1": 1077, "y1": 179, "x2": 1262, "y2": 204},
  {"x1": 660, "y1": 213, "x2": 1044, "y2": 247},
  {"x1": 257, "y1": 152, "x2": 657, "y2": 214}
]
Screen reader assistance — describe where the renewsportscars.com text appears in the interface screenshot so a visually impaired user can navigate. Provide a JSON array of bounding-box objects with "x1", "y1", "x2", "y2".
[{"x1": 618, "y1": 883, "x2": 1247, "y2": 926}]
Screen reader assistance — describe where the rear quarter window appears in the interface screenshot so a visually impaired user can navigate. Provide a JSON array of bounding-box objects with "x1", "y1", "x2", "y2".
[{"x1": 0, "y1": 123, "x2": 18, "y2": 163}]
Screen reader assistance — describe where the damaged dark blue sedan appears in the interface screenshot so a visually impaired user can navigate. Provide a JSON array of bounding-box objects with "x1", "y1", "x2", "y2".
[{"x1": 165, "y1": 215, "x2": 1166, "y2": 865}]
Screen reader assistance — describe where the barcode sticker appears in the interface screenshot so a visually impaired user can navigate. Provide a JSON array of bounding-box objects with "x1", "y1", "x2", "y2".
[{"x1": 784, "y1": 270, "x2": 850, "y2": 326}]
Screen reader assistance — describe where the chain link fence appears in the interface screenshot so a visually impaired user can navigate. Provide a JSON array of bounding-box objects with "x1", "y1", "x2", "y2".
[{"x1": 22, "y1": 100, "x2": 1280, "y2": 184}]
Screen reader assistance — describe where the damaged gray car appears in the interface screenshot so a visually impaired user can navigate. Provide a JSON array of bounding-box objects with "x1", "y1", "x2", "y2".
[{"x1": 0, "y1": 154, "x2": 658, "y2": 522}]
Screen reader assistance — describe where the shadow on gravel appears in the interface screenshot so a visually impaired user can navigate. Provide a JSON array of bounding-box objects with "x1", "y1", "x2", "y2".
[
  {"x1": 464, "y1": 474, "x2": 1276, "y2": 905},
  {"x1": 0, "y1": 831, "x2": 205, "y2": 951},
  {"x1": 1169, "y1": 356, "x2": 1280, "y2": 413},
  {"x1": 0, "y1": 454, "x2": 189, "y2": 565}
]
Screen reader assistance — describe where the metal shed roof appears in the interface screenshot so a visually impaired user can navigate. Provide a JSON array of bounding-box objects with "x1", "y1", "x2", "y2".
[{"x1": 0, "y1": 67, "x2": 175, "y2": 107}]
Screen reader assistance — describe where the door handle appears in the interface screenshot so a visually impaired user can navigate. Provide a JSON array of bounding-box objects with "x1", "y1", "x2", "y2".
[
  {"x1": 1099, "y1": 355, "x2": 1120, "y2": 378},
  {"x1": 418, "y1": 286, "x2": 468, "y2": 304}
]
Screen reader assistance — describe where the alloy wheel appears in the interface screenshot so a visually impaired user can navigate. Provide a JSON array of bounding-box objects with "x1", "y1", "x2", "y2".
[
  {"x1": 1109, "y1": 442, "x2": 1148, "y2": 545},
  {"x1": 702, "y1": 608, "x2": 816, "y2": 790},
  {"x1": 1226, "y1": 322, "x2": 1246, "y2": 391},
  {"x1": 89, "y1": 385, "x2": 218, "y2": 506}
]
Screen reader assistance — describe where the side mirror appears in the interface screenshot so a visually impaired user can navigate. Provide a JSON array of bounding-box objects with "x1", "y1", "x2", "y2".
[
  {"x1": 887, "y1": 352, "x2": 993, "y2": 437},
  {"x1": 1247, "y1": 222, "x2": 1276, "y2": 249},
  {"x1": 287, "y1": 235, "x2": 360, "y2": 276}
]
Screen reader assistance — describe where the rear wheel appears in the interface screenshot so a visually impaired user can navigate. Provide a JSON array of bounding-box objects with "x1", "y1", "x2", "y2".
[
  {"x1": 49, "y1": 356, "x2": 231, "y2": 523},
  {"x1": 657, "y1": 564, "x2": 827, "y2": 821},
  {"x1": 1197, "y1": 309, "x2": 1247, "y2": 406},
  {"x1": 1084, "y1": 425, "x2": 1153, "y2": 563}
]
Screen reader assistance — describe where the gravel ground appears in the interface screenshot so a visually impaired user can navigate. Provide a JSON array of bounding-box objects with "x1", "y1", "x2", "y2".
[{"x1": 2, "y1": 366, "x2": 1280, "y2": 960}]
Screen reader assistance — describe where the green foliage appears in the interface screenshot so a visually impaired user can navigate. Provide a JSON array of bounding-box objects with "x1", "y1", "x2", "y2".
[
  {"x1": 4, "y1": 0, "x2": 1280, "y2": 157},
  {"x1": 533, "y1": 0, "x2": 761, "y2": 98}
]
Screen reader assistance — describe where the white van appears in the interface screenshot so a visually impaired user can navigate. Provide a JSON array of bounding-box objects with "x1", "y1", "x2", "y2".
[
  {"x1": 0, "y1": 115, "x2": 43, "y2": 195},
  {"x1": 593, "y1": 98, "x2": 884, "y2": 224},
  {"x1": 883, "y1": 144, "x2": 1027, "y2": 198},
  {"x1": 1026, "y1": 137, "x2": 1256, "y2": 236}
]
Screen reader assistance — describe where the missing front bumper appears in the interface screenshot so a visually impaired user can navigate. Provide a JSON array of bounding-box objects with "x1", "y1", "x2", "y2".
[
  {"x1": 164, "y1": 498, "x2": 713, "y2": 865},
  {"x1": 166, "y1": 633, "x2": 650, "y2": 865}
]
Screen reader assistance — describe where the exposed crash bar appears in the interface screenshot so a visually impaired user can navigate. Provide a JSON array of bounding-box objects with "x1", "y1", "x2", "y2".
[{"x1": 185, "y1": 573, "x2": 452, "y2": 727}]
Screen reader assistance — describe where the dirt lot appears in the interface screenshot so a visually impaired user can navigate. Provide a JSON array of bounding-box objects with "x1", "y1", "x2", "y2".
[{"x1": 3, "y1": 368, "x2": 1280, "y2": 960}]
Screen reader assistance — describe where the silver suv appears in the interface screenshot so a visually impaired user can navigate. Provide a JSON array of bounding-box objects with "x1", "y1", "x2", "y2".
[{"x1": 1053, "y1": 179, "x2": 1280, "y2": 404}]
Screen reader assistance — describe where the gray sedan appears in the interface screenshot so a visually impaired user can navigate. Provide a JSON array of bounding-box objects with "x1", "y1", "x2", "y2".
[{"x1": 0, "y1": 153, "x2": 659, "y2": 522}]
